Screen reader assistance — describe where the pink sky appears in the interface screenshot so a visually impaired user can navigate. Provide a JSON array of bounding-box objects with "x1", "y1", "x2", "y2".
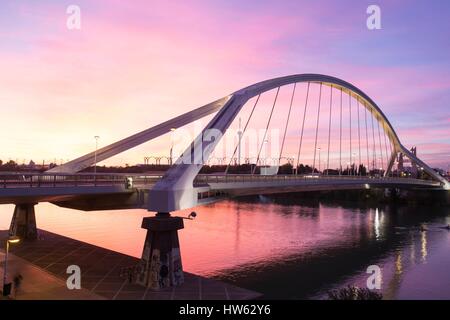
[{"x1": 0, "y1": 0, "x2": 449, "y2": 169}]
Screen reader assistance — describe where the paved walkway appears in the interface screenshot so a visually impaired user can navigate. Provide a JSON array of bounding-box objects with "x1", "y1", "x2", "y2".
[
  {"x1": 0, "y1": 250, "x2": 103, "y2": 300},
  {"x1": 0, "y1": 230, "x2": 261, "y2": 300}
]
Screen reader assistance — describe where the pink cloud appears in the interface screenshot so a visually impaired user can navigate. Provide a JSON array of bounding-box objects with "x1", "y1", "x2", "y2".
[{"x1": 0, "y1": 0, "x2": 448, "y2": 169}]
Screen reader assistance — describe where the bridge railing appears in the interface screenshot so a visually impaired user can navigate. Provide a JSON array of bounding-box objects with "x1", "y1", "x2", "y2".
[
  {"x1": 125, "y1": 175, "x2": 164, "y2": 185},
  {"x1": 193, "y1": 174, "x2": 439, "y2": 186},
  {"x1": 0, "y1": 173, "x2": 127, "y2": 188},
  {"x1": 0, "y1": 173, "x2": 165, "y2": 188},
  {"x1": 0, "y1": 172, "x2": 440, "y2": 189}
]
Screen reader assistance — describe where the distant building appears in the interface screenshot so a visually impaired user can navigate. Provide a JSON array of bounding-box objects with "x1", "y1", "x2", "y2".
[{"x1": 26, "y1": 160, "x2": 36, "y2": 169}]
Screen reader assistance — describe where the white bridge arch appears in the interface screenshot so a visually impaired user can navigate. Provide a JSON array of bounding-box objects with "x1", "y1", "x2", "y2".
[{"x1": 48, "y1": 74, "x2": 450, "y2": 212}]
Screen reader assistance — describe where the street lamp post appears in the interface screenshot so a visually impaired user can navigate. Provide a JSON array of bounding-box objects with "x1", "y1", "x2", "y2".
[
  {"x1": 170, "y1": 128, "x2": 176, "y2": 166},
  {"x1": 262, "y1": 140, "x2": 268, "y2": 166},
  {"x1": 352, "y1": 152, "x2": 356, "y2": 176},
  {"x1": 94, "y1": 136, "x2": 100, "y2": 175},
  {"x1": 291, "y1": 155, "x2": 296, "y2": 175},
  {"x1": 317, "y1": 147, "x2": 321, "y2": 174},
  {"x1": 2, "y1": 236, "x2": 20, "y2": 296},
  {"x1": 237, "y1": 118, "x2": 243, "y2": 166}
]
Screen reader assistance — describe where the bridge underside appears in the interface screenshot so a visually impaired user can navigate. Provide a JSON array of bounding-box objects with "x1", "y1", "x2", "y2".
[
  {"x1": 0, "y1": 185, "x2": 133, "y2": 205},
  {"x1": 195, "y1": 177, "x2": 442, "y2": 202},
  {"x1": 208, "y1": 182, "x2": 441, "y2": 198},
  {"x1": 51, "y1": 189, "x2": 148, "y2": 211}
]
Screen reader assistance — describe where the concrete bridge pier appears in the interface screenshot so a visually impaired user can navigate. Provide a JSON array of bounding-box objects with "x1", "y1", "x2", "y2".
[
  {"x1": 9, "y1": 203, "x2": 38, "y2": 240},
  {"x1": 136, "y1": 212, "x2": 184, "y2": 290}
]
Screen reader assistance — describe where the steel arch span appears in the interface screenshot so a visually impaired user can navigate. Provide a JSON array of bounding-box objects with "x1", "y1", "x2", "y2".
[
  {"x1": 46, "y1": 73, "x2": 449, "y2": 211},
  {"x1": 149, "y1": 74, "x2": 449, "y2": 212}
]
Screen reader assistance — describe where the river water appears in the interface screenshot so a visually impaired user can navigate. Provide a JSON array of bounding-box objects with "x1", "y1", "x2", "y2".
[{"x1": 1, "y1": 197, "x2": 449, "y2": 299}]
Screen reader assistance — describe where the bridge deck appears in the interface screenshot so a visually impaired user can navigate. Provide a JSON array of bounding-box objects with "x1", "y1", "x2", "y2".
[{"x1": 0, "y1": 173, "x2": 443, "y2": 207}]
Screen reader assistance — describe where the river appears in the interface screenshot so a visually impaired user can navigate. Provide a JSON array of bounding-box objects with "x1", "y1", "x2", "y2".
[{"x1": 1, "y1": 196, "x2": 449, "y2": 299}]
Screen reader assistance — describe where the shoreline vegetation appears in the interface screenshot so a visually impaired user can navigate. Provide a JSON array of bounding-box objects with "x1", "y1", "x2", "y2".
[{"x1": 327, "y1": 286, "x2": 383, "y2": 300}]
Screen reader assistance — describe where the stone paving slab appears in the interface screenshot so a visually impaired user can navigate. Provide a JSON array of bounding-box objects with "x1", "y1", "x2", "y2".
[
  {"x1": 0, "y1": 251, "x2": 103, "y2": 300},
  {"x1": 0, "y1": 229, "x2": 262, "y2": 300}
]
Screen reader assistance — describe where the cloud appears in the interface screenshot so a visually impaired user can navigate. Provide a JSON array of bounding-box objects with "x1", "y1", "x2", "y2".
[{"x1": 0, "y1": 0, "x2": 449, "y2": 168}]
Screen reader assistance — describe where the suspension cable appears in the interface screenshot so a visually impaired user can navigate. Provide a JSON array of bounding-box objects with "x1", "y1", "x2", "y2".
[
  {"x1": 383, "y1": 123, "x2": 390, "y2": 170},
  {"x1": 296, "y1": 82, "x2": 311, "y2": 174},
  {"x1": 339, "y1": 88, "x2": 343, "y2": 175},
  {"x1": 279, "y1": 83, "x2": 296, "y2": 166},
  {"x1": 252, "y1": 87, "x2": 280, "y2": 174},
  {"x1": 384, "y1": 130, "x2": 392, "y2": 176},
  {"x1": 312, "y1": 83, "x2": 323, "y2": 174},
  {"x1": 364, "y1": 104, "x2": 370, "y2": 175},
  {"x1": 377, "y1": 119, "x2": 385, "y2": 172},
  {"x1": 326, "y1": 85, "x2": 333, "y2": 175},
  {"x1": 370, "y1": 109, "x2": 377, "y2": 172},
  {"x1": 357, "y1": 98, "x2": 362, "y2": 175},
  {"x1": 225, "y1": 94, "x2": 261, "y2": 174},
  {"x1": 349, "y1": 92, "x2": 352, "y2": 175}
]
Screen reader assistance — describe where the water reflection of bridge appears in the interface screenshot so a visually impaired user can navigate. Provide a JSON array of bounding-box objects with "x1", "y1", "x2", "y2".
[{"x1": 214, "y1": 203, "x2": 444, "y2": 299}]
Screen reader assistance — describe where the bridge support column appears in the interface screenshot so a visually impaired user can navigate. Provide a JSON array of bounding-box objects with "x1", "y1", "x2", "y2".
[
  {"x1": 136, "y1": 212, "x2": 184, "y2": 290},
  {"x1": 9, "y1": 203, "x2": 38, "y2": 240}
]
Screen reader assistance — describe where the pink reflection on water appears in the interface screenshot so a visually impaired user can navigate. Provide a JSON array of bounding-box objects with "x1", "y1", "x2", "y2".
[{"x1": 0, "y1": 200, "x2": 372, "y2": 276}]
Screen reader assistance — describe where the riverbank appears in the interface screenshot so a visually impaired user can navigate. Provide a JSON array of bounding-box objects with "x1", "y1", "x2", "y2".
[
  {"x1": 0, "y1": 229, "x2": 261, "y2": 300},
  {"x1": 0, "y1": 249, "x2": 103, "y2": 299}
]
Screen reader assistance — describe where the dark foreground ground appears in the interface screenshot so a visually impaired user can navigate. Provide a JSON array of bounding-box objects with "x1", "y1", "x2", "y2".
[{"x1": 0, "y1": 229, "x2": 261, "y2": 300}]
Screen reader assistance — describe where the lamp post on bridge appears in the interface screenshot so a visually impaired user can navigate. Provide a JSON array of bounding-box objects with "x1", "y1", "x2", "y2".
[
  {"x1": 237, "y1": 118, "x2": 243, "y2": 166},
  {"x1": 352, "y1": 152, "x2": 356, "y2": 176},
  {"x1": 291, "y1": 155, "x2": 296, "y2": 175},
  {"x1": 94, "y1": 136, "x2": 100, "y2": 175},
  {"x1": 317, "y1": 147, "x2": 321, "y2": 174},
  {"x1": 170, "y1": 128, "x2": 176, "y2": 166},
  {"x1": 263, "y1": 139, "x2": 269, "y2": 166}
]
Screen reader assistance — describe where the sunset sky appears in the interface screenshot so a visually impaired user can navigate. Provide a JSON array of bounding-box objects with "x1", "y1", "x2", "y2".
[{"x1": 0, "y1": 0, "x2": 449, "y2": 168}]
